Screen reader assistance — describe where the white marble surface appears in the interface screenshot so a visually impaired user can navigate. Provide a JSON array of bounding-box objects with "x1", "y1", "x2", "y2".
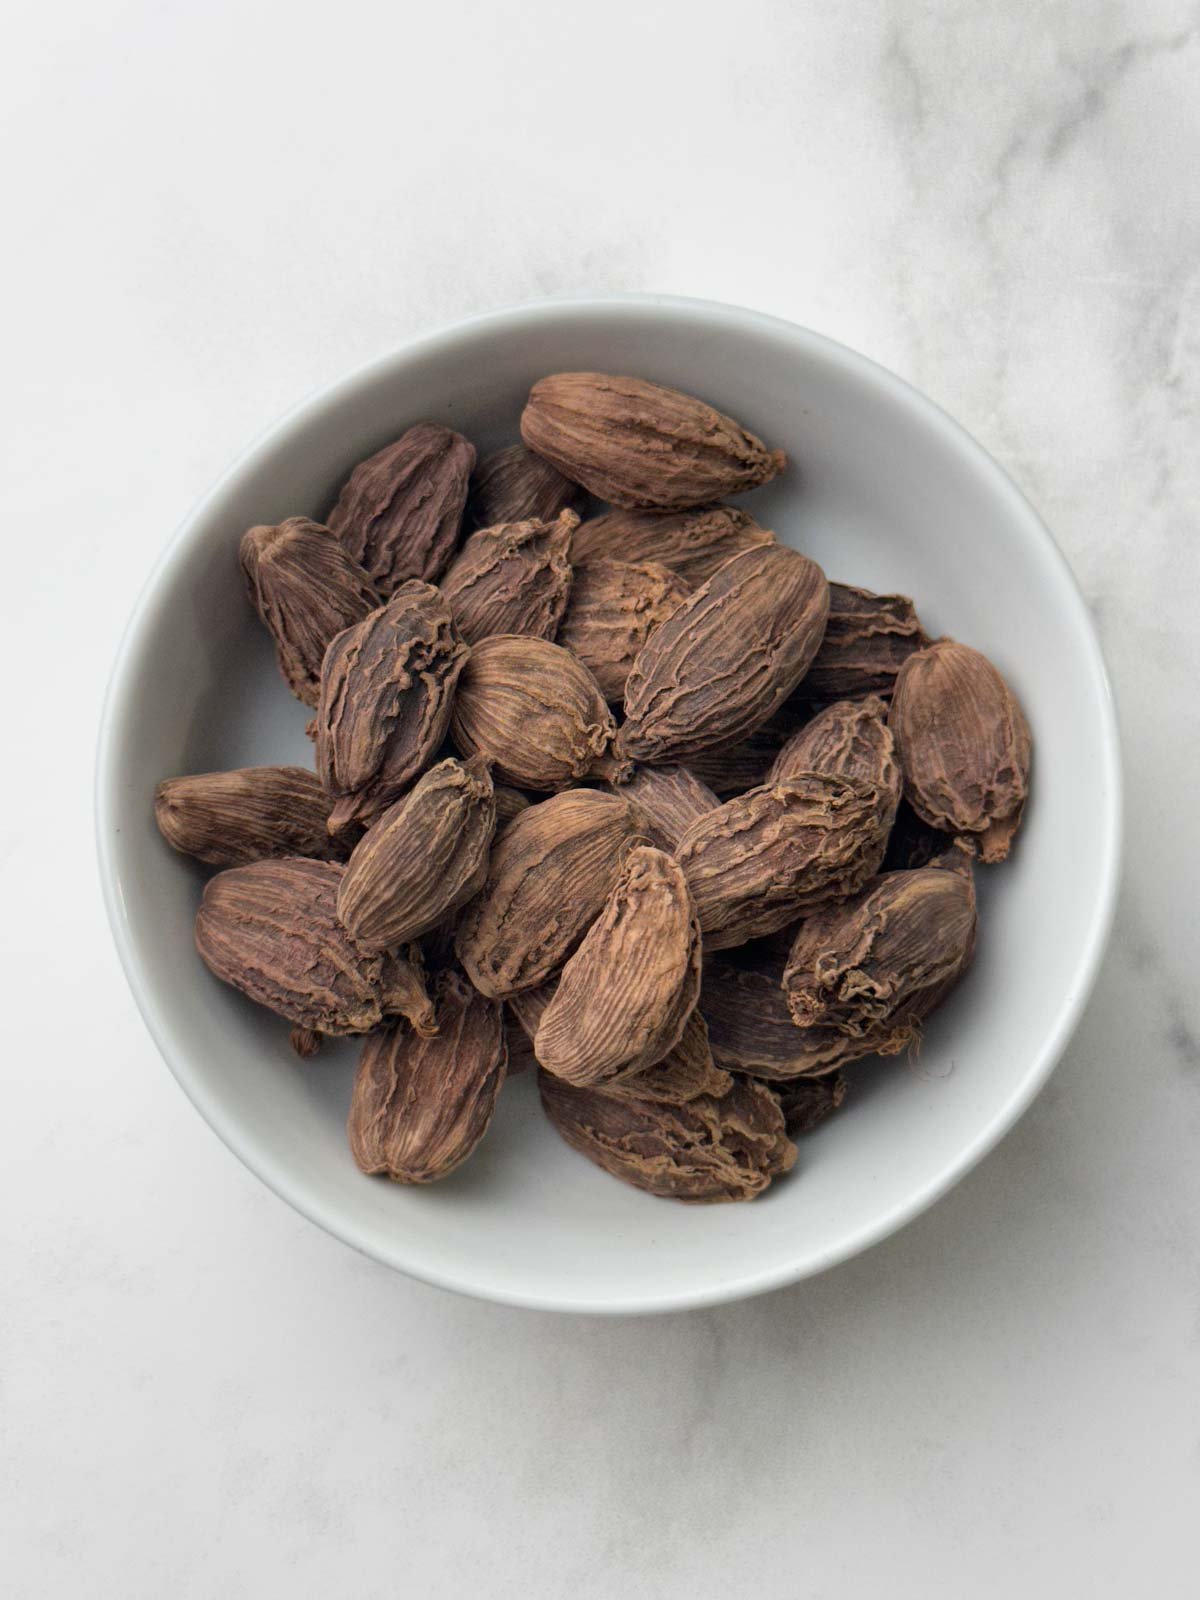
[{"x1": 3, "y1": 0, "x2": 1198, "y2": 1593}]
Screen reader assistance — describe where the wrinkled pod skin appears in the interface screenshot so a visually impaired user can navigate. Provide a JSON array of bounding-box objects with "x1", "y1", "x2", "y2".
[
  {"x1": 314, "y1": 581, "x2": 470, "y2": 834},
  {"x1": 889, "y1": 639, "x2": 1031, "y2": 863},
  {"x1": 194, "y1": 858, "x2": 436, "y2": 1038},
  {"x1": 557, "y1": 558, "x2": 689, "y2": 702},
  {"x1": 571, "y1": 504, "x2": 774, "y2": 587},
  {"x1": 539, "y1": 1072, "x2": 796, "y2": 1203},
  {"x1": 155, "y1": 765, "x2": 345, "y2": 867},
  {"x1": 617, "y1": 545, "x2": 830, "y2": 764},
  {"x1": 348, "y1": 970, "x2": 506, "y2": 1184},
  {"x1": 521, "y1": 372, "x2": 787, "y2": 511},
  {"x1": 326, "y1": 421, "x2": 475, "y2": 593},
  {"x1": 797, "y1": 582, "x2": 929, "y2": 703},
  {"x1": 239, "y1": 518, "x2": 380, "y2": 706},
  {"x1": 467, "y1": 444, "x2": 583, "y2": 531},
  {"x1": 534, "y1": 846, "x2": 702, "y2": 1086},
  {"x1": 701, "y1": 956, "x2": 896, "y2": 1079},
  {"x1": 782, "y1": 863, "x2": 978, "y2": 1043},
  {"x1": 777, "y1": 1075, "x2": 847, "y2": 1137},
  {"x1": 439, "y1": 509, "x2": 577, "y2": 646},
  {"x1": 449, "y1": 634, "x2": 623, "y2": 792},
  {"x1": 768, "y1": 696, "x2": 902, "y2": 838},
  {"x1": 455, "y1": 789, "x2": 642, "y2": 998},
  {"x1": 337, "y1": 756, "x2": 496, "y2": 950},
  {"x1": 608, "y1": 764, "x2": 720, "y2": 852},
  {"x1": 675, "y1": 773, "x2": 891, "y2": 950},
  {"x1": 511, "y1": 984, "x2": 728, "y2": 1103}
]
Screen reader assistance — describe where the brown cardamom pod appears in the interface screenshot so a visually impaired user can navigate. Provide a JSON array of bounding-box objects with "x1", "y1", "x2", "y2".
[
  {"x1": 194, "y1": 858, "x2": 435, "y2": 1037},
  {"x1": 701, "y1": 956, "x2": 888, "y2": 1078},
  {"x1": 468, "y1": 444, "x2": 583, "y2": 530},
  {"x1": 290, "y1": 1026, "x2": 323, "y2": 1059},
  {"x1": 675, "y1": 774, "x2": 891, "y2": 950},
  {"x1": 455, "y1": 790, "x2": 640, "y2": 997},
  {"x1": 609, "y1": 764, "x2": 719, "y2": 852},
  {"x1": 782, "y1": 864, "x2": 978, "y2": 1041},
  {"x1": 556, "y1": 558, "x2": 688, "y2": 702},
  {"x1": 571, "y1": 504, "x2": 774, "y2": 586},
  {"x1": 534, "y1": 846, "x2": 702, "y2": 1087},
  {"x1": 439, "y1": 509, "x2": 577, "y2": 645},
  {"x1": 889, "y1": 639, "x2": 1032, "y2": 862},
  {"x1": 509, "y1": 979, "x2": 726, "y2": 1101},
  {"x1": 503, "y1": 1007, "x2": 538, "y2": 1076},
  {"x1": 521, "y1": 373, "x2": 786, "y2": 511},
  {"x1": 348, "y1": 970, "x2": 505, "y2": 1184},
  {"x1": 337, "y1": 757, "x2": 496, "y2": 950},
  {"x1": 492, "y1": 785, "x2": 531, "y2": 829},
  {"x1": 768, "y1": 696, "x2": 902, "y2": 838},
  {"x1": 597, "y1": 1010, "x2": 732, "y2": 1105},
  {"x1": 327, "y1": 422, "x2": 475, "y2": 593},
  {"x1": 314, "y1": 582, "x2": 470, "y2": 833},
  {"x1": 777, "y1": 1075, "x2": 847, "y2": 1136},
  {"x1": 798, "y1": 583, "x2": 929, "y2": 702},
  {"x1": 616, "y1": 546, "x2": 830, "y2": 764},
  {"x1": 450, "y1": 634, "x2": 622, "y2": 791},
  {"x1": 685, "y1": 721, "x2": 791, "y2": 796},
  {"x1": 239, "y1": 518, "x2": 380, "y2": 706},
  {"x1": 539, "y1": 1071, "x2": 796, "y2": 1203},
  {"x1": 155, "y1": 765, "x2": 343, "y2": 867}
]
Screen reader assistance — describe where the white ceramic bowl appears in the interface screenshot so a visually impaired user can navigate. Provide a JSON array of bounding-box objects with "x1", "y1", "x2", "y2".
[{"x1": 97, "y1": 296, "x2": 1121, "y2": 1314}]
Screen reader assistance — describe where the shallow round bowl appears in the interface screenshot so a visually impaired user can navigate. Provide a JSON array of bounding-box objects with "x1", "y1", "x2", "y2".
[{"x1": 97, "y1": 296, "x2": 1121, "y2": 1313}]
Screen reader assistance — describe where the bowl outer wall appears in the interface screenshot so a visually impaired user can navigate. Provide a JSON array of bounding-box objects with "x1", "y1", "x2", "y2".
[{"x1": 96, "y1": 296, "x2": 1122, "y2": 1314}]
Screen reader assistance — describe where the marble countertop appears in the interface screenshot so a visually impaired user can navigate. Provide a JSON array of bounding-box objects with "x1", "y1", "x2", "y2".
[{"x1": 4, "y1": 1, "x2": 1197, "y2": 1594}]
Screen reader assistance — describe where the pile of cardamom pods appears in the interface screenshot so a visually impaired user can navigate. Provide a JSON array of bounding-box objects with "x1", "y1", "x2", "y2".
[{"x1": 155, "y1": 372, "x2": 1031, "y2": 1204}]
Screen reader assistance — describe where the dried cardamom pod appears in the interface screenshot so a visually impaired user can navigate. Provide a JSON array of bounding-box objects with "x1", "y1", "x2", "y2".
[
  {"x1": 539, "y1": 1071, "x2": 796, "y2": 1203},
  {"x1": 571, "y1": 504, "x2": 774, "y2": 586},
  {"x1": 889, "y1": 639, "x2": 1032, "y2": 862},
  {"x1": 505, "y1": 977, "x2": 554, "y2": 1041},
  {"x1": 155, "y1": 765, "x2": 343, "y2": 867},
  {"x1": 327, "y1": 422, "x2": 475, "y2": 593},
  {"x1": 534, "y1": 846, "x2": 702, "y2": 1086},
  {"x1": 337, "y1": 757, "x2": 496, "y2": 950},
  {"x1": 468, "y1": 443, "x2": 583, "y2": 530},
  {"x1": 768, "y1": 696, "x2": 902, "y2": 837},
  {"x1": 609, "y1": 764, "x2": 719, "y2": 852},
  {"x1": 194, "y1": 858, "x2": 436, "y2": 1037},
  {"x1": 314, "y1": 581, "x2": 469, "y2": 833},
  {"x1": 439, "y1": 509, "x2": 577, "y2": 645},
  {"x1": 685, "y1": 723, "x2": 789, "y2": 796},
  {"x1": 617, "y1": 546, "x2": 830, "y2": 764},
  {"x1": 521, "y1": 373, "x2": 786, "y2": 511},
  {"x1": 782, "y1": 865, "x2": 978, "y2": 1042},
  {"x1": 503, "y1": 1007, "x2": 538, "y2": 1076},
  {"x1": 556, "y1": 558, "x2": 688, "y2": 702},
  {"x1": 598, "y1": 1010, "x2": 732, "y2": 1104},
  {"x1": 492, "y1": 784, "x2": 531, "y2": 829},
  {"x1": 290, "y1": 1025, "x2": 323, "y2": 1059},
  {"x1": 450, "y1": 634, "x2": 622, "y2": 791},
  {"x1": 676, "y1": 774, "x2": 891, "y2": 950},
  {"x1": 701, "y1": 957, "x2": 886, "y2": 1078},
  {"x1": 239, "y1": 518, "x2": 380, "y2": 706},
  {"x1": 510, "y1": 978, "x2": 725, "y2": 1101},
  {"x1": 777, "y1": 1075, "x2": 847, "y2": 1136},
  {"x1": 798, "y1": 583, "x2": 929, "y2": 702},
  {"x1": 455, "y1": 789, "x2": 640, "y2": 997},
  {"x1": 348, "y1": 970, "x2": 505, "y2": 1184}
]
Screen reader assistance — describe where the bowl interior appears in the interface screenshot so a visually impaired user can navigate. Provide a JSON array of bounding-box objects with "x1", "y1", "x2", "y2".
[{"x1": 98, "y1": 299, "x2": 1119, "y2": 1312}]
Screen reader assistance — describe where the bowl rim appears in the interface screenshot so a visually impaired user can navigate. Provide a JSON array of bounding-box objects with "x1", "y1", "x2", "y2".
[{"x1": 95, "y1": 293, "x2": 1123, "y2": 1315}]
